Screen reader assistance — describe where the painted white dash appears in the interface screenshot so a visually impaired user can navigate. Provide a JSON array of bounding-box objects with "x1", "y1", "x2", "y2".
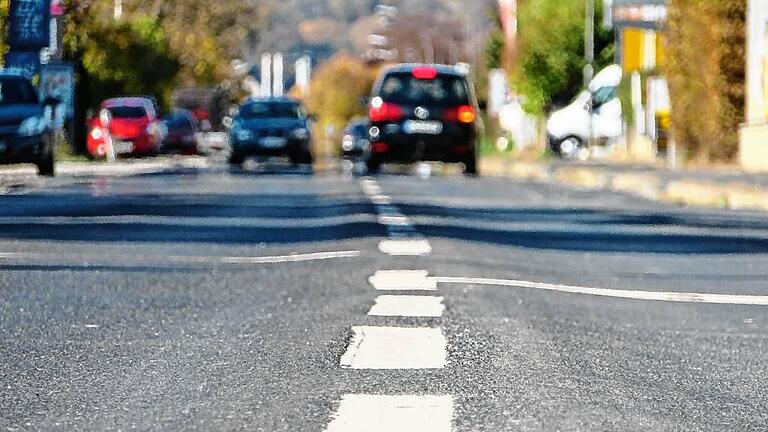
[
  {"x1": 369, "y1": 270, "x2": 437, "y2": 291},
  {"x1": 371, "y1": 195, "x2": 392, "y2": 205},
  {"x1": 325, "y1": 394, "x2": 454, "y2": 432},
  {"x1": 377, "y1": 215, "x2": 411, "y2": 226},
  {"x1": 368, "y1": 295, "x2": 445, "y2": 317},
  {"x1": 379, "y1": 239, "x2": 432, "y2": 256},
  {"x1": 340, "y1": 326, "x2": 447, "y2": 369}
]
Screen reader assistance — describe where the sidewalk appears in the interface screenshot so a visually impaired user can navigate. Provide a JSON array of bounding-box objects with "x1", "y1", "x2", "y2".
[
  {"x1": 480, "y1": 157, "x2": 768, "y2": 212},
  {"x1": 0, "y1": 156, "x2": 209, "y2": 190}
]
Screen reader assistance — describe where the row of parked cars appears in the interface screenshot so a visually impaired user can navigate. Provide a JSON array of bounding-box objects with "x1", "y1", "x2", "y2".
[
  {"x1": 0, "y1": 62, "x2": 481, "y2": 176},
  {"x1": 86, "y1": 97, "x2": 203, "y2": 159}
]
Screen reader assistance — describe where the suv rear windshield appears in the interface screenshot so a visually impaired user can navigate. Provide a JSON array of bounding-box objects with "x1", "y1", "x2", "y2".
[
  {"x1": 0, "y1": 77, "x2": 39, "y2": 106},
  {"x1": 377, "y1": 72, "x2": 470, "y2": 106},
  {"x1": 108, "y1": 106, "x2": 147, "y2": 119},
  {"x1": 240, "y1": 102, "x2": 302, "y2": 119}
]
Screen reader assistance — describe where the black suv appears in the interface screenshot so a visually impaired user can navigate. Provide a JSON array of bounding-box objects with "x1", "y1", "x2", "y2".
[
  {"x1": 366, "y1": 64, "x2": 479, "y2": 175},
  {"x1": 228, "y1": 97, "x2": 313, "y2": 166},
  {"x1": 0, "y1": 72, "x2": 56, "y2": 176}
]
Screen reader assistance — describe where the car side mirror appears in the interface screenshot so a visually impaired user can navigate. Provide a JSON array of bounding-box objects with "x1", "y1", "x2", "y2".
[{"x1": 584, "y1": 98, "x2": 593, "y2": 112}]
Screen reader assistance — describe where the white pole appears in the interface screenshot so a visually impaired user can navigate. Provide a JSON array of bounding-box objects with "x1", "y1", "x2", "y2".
[
  {"x1": 261, "y1": 54, "x2": 272, "y2": 97},
  {"x1": 273, "y1": 53, "x2": 284, "y2": 97},
  {"x1": 114, "y1": 0, "x2": 122, "y2": 20}
]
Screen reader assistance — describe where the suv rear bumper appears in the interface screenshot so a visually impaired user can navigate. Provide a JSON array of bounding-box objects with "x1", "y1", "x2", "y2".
[
  {"x1": 369, "y1": 132, "x2": 475, "y2": 163},
  {"x1": 231, "y1": 138, "x2": 310, "y2": 157}
]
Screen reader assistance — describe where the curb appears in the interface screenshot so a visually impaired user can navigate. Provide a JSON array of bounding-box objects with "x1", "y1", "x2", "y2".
[{"x1": 480, "y1": 157, "x2": 768, "y2": 212}]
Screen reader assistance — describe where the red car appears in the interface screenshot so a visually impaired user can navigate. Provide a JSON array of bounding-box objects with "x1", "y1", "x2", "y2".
[{"x1": 87, "y1": 97, "x2": 165, "y2": 158}]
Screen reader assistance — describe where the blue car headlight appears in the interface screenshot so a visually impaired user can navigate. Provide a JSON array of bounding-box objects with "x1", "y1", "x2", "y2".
[
  {"x1": 18, "y1": 116, "x2": 47, "y2": 137},
  {"x1": 291, "y1": 128, "x2": 309, "y2": 140}
]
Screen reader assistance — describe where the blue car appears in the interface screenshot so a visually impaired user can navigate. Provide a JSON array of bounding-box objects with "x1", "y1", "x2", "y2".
[
  {"x1": 0, "y1": 72, "x2": 57, "y2": 176},
  {"x1": 228, "y1": 97, "x2": 313, "y2": 166}
]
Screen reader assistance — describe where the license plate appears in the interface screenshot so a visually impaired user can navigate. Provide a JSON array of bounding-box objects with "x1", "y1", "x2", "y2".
[
  {"x1": 113, "y1": 141, "x2": 134, "y2": 154},
  {"x1": 260, "y1": 137, "x2": 287, "y2": 148},
  {"x1": 404, "y1": 120, "x2": 443, "y2": 135}
]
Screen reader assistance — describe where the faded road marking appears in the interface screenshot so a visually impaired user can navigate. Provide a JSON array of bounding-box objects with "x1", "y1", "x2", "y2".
[
  {"x1": 340, "y1": 326, "x2": 447, "y2": 369},
  {"x1": 325, "y1": 394, "x2": 454, "y2": 432},
  {"x1": 379, "y1": 239, "x2": 432, "y2": 256},
  {"x1": 368, "y1": 295, "x2": 445, "y2": 318},
  {"x1": 369, "y1": 270, "x2": 438, "y2": 291}
]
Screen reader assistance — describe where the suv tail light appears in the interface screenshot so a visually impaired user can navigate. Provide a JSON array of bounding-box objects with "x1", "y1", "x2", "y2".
[
  {"x1": 369, "y1": 97, "x2": 404, "y2": 122},
  {"x1": 444, "y1": 105, "x2": 476, "y2": 124}
]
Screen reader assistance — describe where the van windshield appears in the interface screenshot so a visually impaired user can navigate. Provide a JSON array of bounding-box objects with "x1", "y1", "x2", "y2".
[{"x1": 378, "y1": 73, "x2": 470, "y2": 106}]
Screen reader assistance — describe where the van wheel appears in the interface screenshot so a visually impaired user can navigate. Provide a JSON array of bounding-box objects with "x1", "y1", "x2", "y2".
[{"x1": 559, "y1": 136, "x2": 589, "y2": 161}]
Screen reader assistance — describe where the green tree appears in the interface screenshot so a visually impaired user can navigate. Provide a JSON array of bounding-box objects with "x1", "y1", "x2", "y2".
[
  {"x1": 664, "y1": 0, "x2": 746, "y2": 162},
  {"x1": 513, "y1": 0, "x2": 614, "y2": 114},
  {"x1": 0, "y1": 0, "x2": 9, "y2": 66}
]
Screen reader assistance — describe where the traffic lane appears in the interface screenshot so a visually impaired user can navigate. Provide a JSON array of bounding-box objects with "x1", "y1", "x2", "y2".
[
  {"x1": 0, "y1": 168, "x2": 387, "y2": 431},
  {"x1": 439, "y1": 275, "x2": 768, "y2": 431},
  {"x1": 367, "y1": 174, "x2": 768, "y2": 429},
  {"x1": 0, "y1": 254, "x2": 392, "y2": 431},
  {"x1": 0, "y1": 169, "x2": 385, "y2": 246},
  {"x1": 375, "y1": 175, "x2": 768, "y2": 295}
]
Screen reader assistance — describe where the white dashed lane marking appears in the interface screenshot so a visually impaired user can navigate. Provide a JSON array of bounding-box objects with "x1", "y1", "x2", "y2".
[
  {"x1": 371, "y1": 195, "x2": 392, "y2": 205},
  {"x1": 379, "y1": 239, "x2": 432, "y2": 256},
  {"x1": 369, "y1": 270, "x2": 438, "y2": 291},
  {"x1": 325, "y1": 394, "x2": 454, "y2": 432},
  {"x1": 377, "y1": 214, "x2": 411, "y2": 226},
  {"x1": 368, "y1": 295, "x2": 445, "y2": 318},
  {"x1": 340, "y1": 326, "x2": 447, "y2": 369},
  {"x1": 433, "y1": 276, "x2": 768, "y2": 306}
]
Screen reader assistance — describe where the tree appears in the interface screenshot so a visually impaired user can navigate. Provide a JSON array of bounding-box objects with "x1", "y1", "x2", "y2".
[
  {"x1": 304, "y1": 53, "x2": 379, "y2": 154},
  {"x1": 664, "y1": 0, "x2": 746, "y2": 162},
  {"x1": 0, "y1": 0, "x2": 8, "y2": 66},
  {"x1": 512, "y1": 0, "x2": 614, "y2": 114}
]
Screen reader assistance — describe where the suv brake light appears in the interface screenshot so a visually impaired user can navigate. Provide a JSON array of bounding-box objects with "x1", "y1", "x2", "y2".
[
  {"x1": 369, "y1": 97, "x2": 404, "y2": 122},
  {"x1": 444, "y1": 105, "x2": 476, "y2": 124},
  {"x1": 412, "y1": 67, "x2": 438, "y2": 80}
]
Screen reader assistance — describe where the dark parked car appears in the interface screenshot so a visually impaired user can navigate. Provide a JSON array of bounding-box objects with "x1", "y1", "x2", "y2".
[
  {"x1": 366, "y1": 64, "x2": 480, "y2": 175},
  {"x1": 341, "y1": 119, "x2": 370, "y2": 160},
  {"x1": 228, "y1": 97, "x2": 313, "y2": 166},
  {"x1": 0, "y1": 72, "x2": 56, "y2": 176},
  {"x1": 161, "y1": 110, "x2": 199, "y2": 154}
]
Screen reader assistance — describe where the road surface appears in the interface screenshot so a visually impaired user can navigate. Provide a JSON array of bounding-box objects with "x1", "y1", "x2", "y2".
[{"x1": 2, "y1": 161, "x2": 768, "y2": 431}]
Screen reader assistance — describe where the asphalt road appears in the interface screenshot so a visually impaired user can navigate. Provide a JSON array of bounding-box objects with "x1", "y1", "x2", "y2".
[{"x1": 2, "y1": 160, "x2": 768, "y2": 431}]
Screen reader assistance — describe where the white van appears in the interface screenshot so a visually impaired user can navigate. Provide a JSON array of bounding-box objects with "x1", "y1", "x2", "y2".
[{"x1": 546, "y1": 65, "x2": 623, "y2": 160}]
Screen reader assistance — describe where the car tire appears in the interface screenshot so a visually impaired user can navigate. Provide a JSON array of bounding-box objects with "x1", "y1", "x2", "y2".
[
  {"x1": 463, "y1": 155, "x2": 478, "y2": 176},
  {"x1": 36, "y1": 145, "x2": 55, "y2": 177},
  {"x1": 366, "y1": 158, "x2": 381, "y2": 174},
  {"x1": 228, "y1": 152, "x2": 245, "y2": 166},
  {"x1": 291, "y1": 151, "x2": 314, "y2": 166}
]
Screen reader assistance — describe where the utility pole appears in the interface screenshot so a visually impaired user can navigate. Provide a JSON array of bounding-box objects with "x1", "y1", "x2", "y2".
[
  {"x1": 585, "y1": 0, "x2": 595, "y2": 153},
  {"x1": 584, "y1": 0, "x2": 595, "y2": 86}
]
